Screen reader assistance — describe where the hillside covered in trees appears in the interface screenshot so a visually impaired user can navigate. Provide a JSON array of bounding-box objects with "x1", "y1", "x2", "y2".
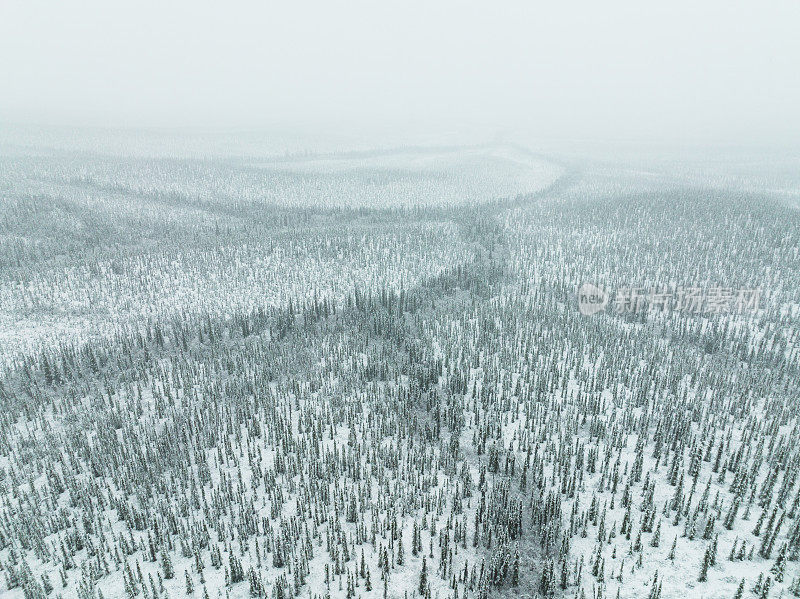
[{"x1": 1, "y1": 134, "x2": 799, "y2": 599}]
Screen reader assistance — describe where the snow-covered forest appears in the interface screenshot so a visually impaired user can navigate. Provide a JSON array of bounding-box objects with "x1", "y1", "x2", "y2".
[{"x1": 1, "y1": 133, "x2": 799, "y2": 599}]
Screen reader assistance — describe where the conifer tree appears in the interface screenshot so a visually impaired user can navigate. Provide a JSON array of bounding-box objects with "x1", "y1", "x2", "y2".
[
  {"x1": 419, "y1": 557, "x2": 428, "y2": 596},
  {"x1": 161, "y1": 551, "x2": 174, "y2": 580},
  {"x1": 733, "y1": 578, "x2": 744, "y2": 599},
  {"x1": 698, "y1": 547, "x2": 709, "y2": 582}
]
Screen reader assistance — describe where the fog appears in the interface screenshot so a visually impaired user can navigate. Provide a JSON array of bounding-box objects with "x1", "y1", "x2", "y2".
[{"x1": 1, "y1": 0, "x2": 799, "y2": 143}]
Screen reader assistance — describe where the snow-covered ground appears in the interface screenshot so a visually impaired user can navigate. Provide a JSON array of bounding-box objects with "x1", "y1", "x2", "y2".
[{"x1": 0, "y1": 138, "x2": 797, "y2": 599}]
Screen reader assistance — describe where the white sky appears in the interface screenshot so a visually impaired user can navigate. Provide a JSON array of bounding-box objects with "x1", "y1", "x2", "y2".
[{"x1": 1, "y1": 0, "x2": 799, "y2": 143}]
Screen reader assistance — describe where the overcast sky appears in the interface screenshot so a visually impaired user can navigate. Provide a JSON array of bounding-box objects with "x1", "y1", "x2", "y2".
[{"x1": 1, "y1": 0, "x2": 799, "y2": 143}]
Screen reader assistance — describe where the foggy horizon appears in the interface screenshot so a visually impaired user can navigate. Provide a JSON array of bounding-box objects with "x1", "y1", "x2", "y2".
[{"x1": 2, "y1": 0, "x2": 800, "y2": 145}]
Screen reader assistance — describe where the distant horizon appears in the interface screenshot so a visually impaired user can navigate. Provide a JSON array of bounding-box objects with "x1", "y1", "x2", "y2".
[
  {"x1": 3, "y1": 120, "x2": 800, "y2": 155},
  {"x1": 3, "y1": 0, "x2": 800, "y2": 144}
]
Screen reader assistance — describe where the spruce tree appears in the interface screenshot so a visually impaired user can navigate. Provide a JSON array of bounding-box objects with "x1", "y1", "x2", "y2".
[
  {"x1": 698, "y1": 547, "x2": 709, "y2": 582},
  {"x1": 770, "y1": 543, "x2": 787, "y2": 582},
  {"x1": 397, "y1": 533, "x2": 404, "y2": 566},
  {"x1": 161, "y1": 551, "x2": 174, "y2": 580},
  {"x1": 419, "y1": 557, "x2": 428, "y2": 596},
  {"x1": 759, "y1": 576, "x2": 772, "y2": 599}
]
